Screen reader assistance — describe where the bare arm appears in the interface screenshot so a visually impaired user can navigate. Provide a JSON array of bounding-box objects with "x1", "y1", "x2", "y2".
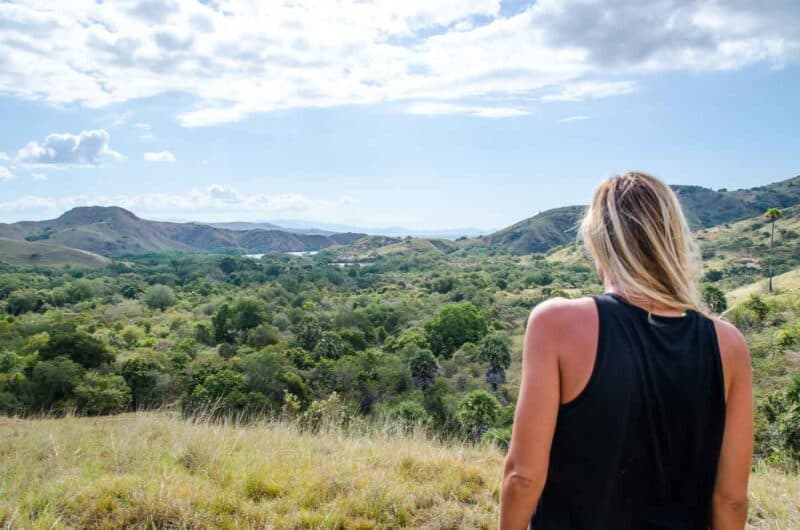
[
  {"x1": 711, "y1": 320, "x2": 753, "y2": 530},
  {"x1": 499, "y1": 301, "x2": 564, "y2": 530}
]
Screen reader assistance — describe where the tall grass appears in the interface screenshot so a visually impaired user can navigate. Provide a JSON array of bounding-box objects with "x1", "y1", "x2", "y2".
[{"x1": 0, "y1": 412, "x2": 797, "y2": 529}]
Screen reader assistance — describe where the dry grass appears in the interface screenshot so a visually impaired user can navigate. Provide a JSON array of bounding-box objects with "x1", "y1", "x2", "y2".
[
  {"x1": 0, "y1": 413, "x2": 499, "y2": 529},
  {"x1": 726, "y1": 268, "x2": 800, "y2": 308},
  {"x1": 0, "y1": 412, "x2": 797, "y2": 529}
]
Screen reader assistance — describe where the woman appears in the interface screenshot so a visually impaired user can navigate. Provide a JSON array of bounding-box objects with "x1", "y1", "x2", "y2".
[{"x1": 499, "y1": 172, "x2": 753, "y2": 529}]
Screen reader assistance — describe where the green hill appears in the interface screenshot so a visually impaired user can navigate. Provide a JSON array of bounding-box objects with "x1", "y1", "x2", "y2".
[
  {"x1": 0, "y1": 237, "x2": 111, "y2": 268},
  {"x1": 480, "y1": 175, "x2": 800, "y2": 256},
  {"x1": 0, "y1": 207, "x2": 365, "y2": 256},
  {"x1": 479, "y1": 205, "x2": 585, "y2": 255}
]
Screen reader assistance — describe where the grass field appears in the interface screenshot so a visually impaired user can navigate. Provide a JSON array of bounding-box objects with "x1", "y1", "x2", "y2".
[
  {"x1": 0, "y1": 237, "x2": 111, "y2": 269},
  {"x1": 0, "y1": 412, "x2": 797, "y2": 529}
]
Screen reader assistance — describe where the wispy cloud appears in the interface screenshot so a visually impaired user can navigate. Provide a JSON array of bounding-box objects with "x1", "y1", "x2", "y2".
[
  {"x1": 144, "y1": 150, "x2": 176, "y2": 162},
  {"x1": 405, "y1": 102, "x2": 530, "y2": 118},
  {"x1": 0, "y1": 1, "x2": 797, "y2": 125},
  {"x1": 0, "y1": 167, "x2": 14, "y2": 182},
  {"x1": 0, "y1": 185, "x2": 356, "y2": 221},
  {"x1": 558, "y1": 115, "x2": 591, "y2": 123}
]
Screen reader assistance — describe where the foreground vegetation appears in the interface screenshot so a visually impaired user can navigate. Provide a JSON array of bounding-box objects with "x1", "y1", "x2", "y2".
[{"x1": 0, "y1": 412, "x2": 797, "y2": 530}]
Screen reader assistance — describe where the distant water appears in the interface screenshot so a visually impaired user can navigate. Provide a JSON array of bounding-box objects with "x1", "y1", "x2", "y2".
[{"x1": 244, "y1": 250, "x2": 319, "y2": 259}]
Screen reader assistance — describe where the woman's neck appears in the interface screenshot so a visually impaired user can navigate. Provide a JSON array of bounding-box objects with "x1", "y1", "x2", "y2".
[{"x1": 603, "y1": 285, "x2": 687, "y2": 317}]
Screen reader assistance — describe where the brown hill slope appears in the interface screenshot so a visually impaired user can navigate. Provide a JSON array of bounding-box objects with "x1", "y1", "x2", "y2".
[
  {"x1": 0, "y1": 207, "x2": 366, "y2": 255},
  {"x1": 0, "y1": 237, "x2": 111, "y2": 268}
]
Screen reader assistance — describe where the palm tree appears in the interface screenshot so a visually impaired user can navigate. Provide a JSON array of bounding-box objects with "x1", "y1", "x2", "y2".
[{"x1": 764, "y1": 207, "x2": 784, "y2": 292}]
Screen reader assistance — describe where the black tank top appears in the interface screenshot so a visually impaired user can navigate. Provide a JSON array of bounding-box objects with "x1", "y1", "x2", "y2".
[{"x1": 531, "y1": 293, "x2": 726, "y2": 530}]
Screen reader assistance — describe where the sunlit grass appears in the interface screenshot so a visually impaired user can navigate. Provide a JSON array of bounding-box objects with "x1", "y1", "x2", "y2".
[{"x1": 1, "y1": 412, "x2": 797, "y2": 529}]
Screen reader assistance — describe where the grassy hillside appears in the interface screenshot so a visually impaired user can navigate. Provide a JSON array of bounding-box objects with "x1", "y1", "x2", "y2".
[
  {"x1": 0, "y1": 237, "x2": 111, "y2": 269},
  {"x1": 478, "y1": 205, "x2": 584, "y2": 256},
  {"x1": 696, "y1": 205, "x2": 800, "y2": 289},
  {"x1": 726, "y1": 268, "x2": 800, "y2": 308},
  {"x1": 0, "y1": 412, "x2": 796, "y2": 530}
]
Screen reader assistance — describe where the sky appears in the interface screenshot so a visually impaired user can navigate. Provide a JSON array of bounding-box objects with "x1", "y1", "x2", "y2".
[{"x1": 0, "y1": 0, "x2": 799, "y2": 231}]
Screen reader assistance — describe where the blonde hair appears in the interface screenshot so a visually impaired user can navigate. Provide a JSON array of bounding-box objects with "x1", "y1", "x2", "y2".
[{"x1": 579, "y1": 171, "x2": 703, "y2": 312}]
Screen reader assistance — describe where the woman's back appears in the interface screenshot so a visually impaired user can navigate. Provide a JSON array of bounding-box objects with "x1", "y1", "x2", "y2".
[
  {"x1": 531, "y1": 293, "x2": 726, "y2": 529},
  {"x1": 499, "y1": 172, "x2": 752, "y2": 530}
]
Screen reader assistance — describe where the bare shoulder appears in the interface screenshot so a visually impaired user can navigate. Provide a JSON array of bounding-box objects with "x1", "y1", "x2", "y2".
[
  {"x1": 526, "y1": 296, "x2": 598, "y2": 348},
  {"x1": 712, "y1": 318, "x2": 752, "y2": 391},
  {"x1": 528, "y1": 296, "x2": 597, "y2": 326},
  {"x1": 712, "y1": 318, "x2": 751, "y2": 366}
]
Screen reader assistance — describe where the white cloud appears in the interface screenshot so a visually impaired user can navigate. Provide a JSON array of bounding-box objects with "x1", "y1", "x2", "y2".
[
  {"x1": 0, "y1": 1, "x2": 797, "y2": 124},
  {"x1": 0, "y1": 152, "x2": 9, "y2": 161},
  {"x1": 0, "y1": 167, "x2": 14, "y2": 182},
  {"x1": 558, "y1": 115, "x2": 591, "y2": 123},
  {"x1": 0, "y1": 185, "x2": 347, "y2": 220},
  {"x1": 144, "y1": 150, "x2": 176, "y2": 162},
  {"x1": 541, "y1": 81, "x2": 638, "y2": 102},
  {"x1": 405, "y1": 102, "x2": 529, "y2": 118},
  {"x1": 14, "y1": 129, "x2": 124, "y2": 168},
  {"x1": 31, "y1": 172, "x2": 47, "y2": 181}
]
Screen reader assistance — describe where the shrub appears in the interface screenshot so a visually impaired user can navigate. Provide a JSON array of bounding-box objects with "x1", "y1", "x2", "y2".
[
  {"x1": 702, "y1": 284, "x2": 728, "y2": 314},
  {"x1": 143, "y1": 285, "x2": 176, "y2": 310},
  {"x1": 391, "y1": 400, "x2": 429, "y2": 428},
  {"x1": 408, "y1": 348, "x2": 438, "y2": 391},
  {"x1": 384, "y1": 327, "x2": 429, "y2": 353},
  {"x1": 246, "y1": 323, "x2": 280, "y2": 348},
  {"x1": 120, "y1": 325, "x2": 143, "y2": 347},
  {"x1": 313, "y1": 331, "x2": 346, "y2": 360},
  {"x1": 29, "y1": 357, "x2": 85, "y2": 409},
  {"x1": 74, "y1": 373, "x2": 132, "y2": 415},
  {"x1": 458, "y1": 390, "x2": 501, "y2": 441},
  {"x1": 121, "y1": 357, "x2": 167, "y2": 409}
]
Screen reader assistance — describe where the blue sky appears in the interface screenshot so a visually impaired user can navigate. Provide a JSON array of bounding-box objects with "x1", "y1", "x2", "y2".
[{"x1": 0, "y1": 1, "x2": 798, "y2": 230}]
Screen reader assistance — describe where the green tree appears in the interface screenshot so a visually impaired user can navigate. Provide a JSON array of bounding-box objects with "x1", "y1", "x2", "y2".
[
  {"x1": 457, "y1": 390, "x2": 501, "y2": 441},
  {"x1": 231, "y1": 298, "x2": 268, "y2": 332},
  {"x1": 29, "y1": 357, "x2": 85, "y2": 409},
  {"x1": 219, "y1": 256, "x2": 238, "y2": 275},
  {"x1": 424, "y1": 302, "x2": 488, "y2": 359},
  {"x1": 313, "y1": 331, "x2": 346, "y2": 360},
  {"x1": 764, "y1": 207, "x2": 784, "y2": 292},
  {"x1": 143, "y1": 284, "x2": 176, "y2": 310},
  {"x1": 74, "y1": 373, "x2": 132, "y2": 415},
  {"x1": 121, "y1": 357, "x2": 166, "y2": 409},
  {"x1": 702, "y1": 284, "x2": 728, "y2": 314},
  {"x1": 408, "y1": 348, "x2": 438, "y2": 391},
  {"x1": 293, "y1": 315, "x2": 323, "y2": 351},
  {"x1": 478, "y1": 333, "x2": 511, "y2": 391},
  {"x1": 39, "y1": 332, "x2": 114, "y2": 369},
  {"x1": 212, "y1": 303, "x2": 236, "y2": 344}
]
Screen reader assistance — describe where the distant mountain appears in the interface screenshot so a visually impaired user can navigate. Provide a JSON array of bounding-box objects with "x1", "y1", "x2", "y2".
[
  {"x1": 478, "y1": 175, "x2": 800, "y2": 255},
  {"x1": 674, "y1": 175, "x2": 800, "y2": 228},
  {"x1": 271, "y1": 219, "x2": 487, "y2": 240},
  {"x1": 0, "y1": 206, "x2": 365, "y2": 256},
  {"x1": 208, "y1": 222, "x2": 336, "y2": 236}
]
